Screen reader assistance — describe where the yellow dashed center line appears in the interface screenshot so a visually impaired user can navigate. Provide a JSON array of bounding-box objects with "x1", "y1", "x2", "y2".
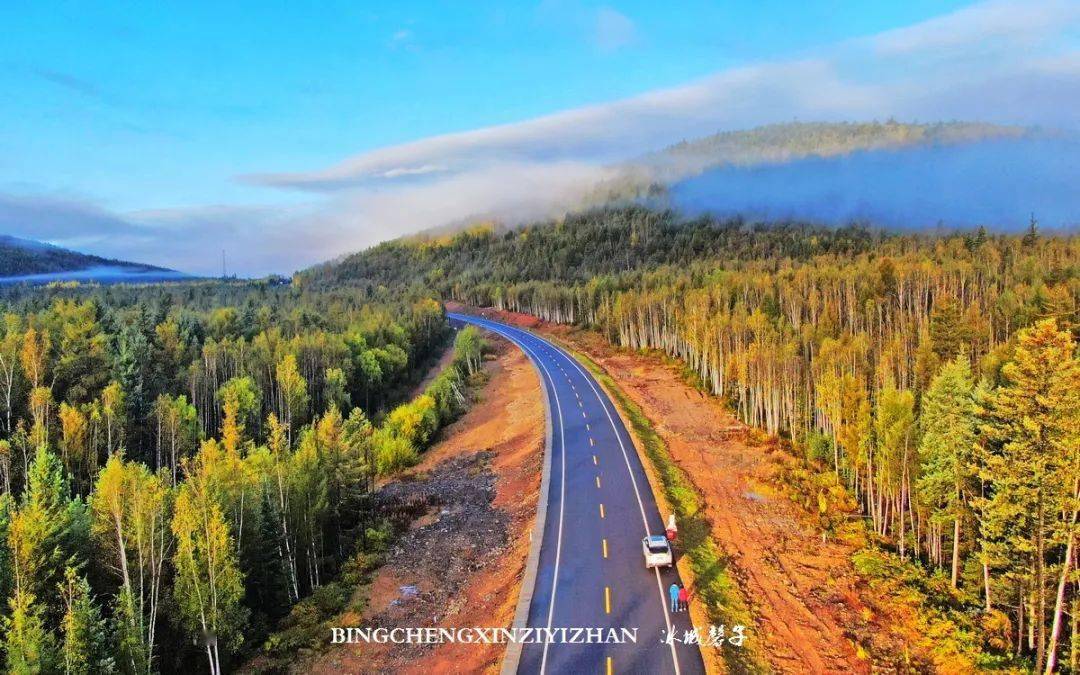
[
  {"x1": 593, "y1": 454, "x2": 598, "y2": 465},
  {"x1": 606, "y1": 656, "x2": 613, "y2": 675},
  {"x1": 596, "y1": 475, "x2": 601, "y2": 489},
  {"x1": 582, "y1": 411, "x2": 587, "y2": 418},
  {"x1": 586, "y1": 423, "x2": 590, "y2": 432},
  {"x1": 589, "y1": 437, "x2": 595, "y2": 447},
  {"x1": 604, "y1": 586, "x2": 611, "y2": 614},
  {"x1": 602, "y1": 538, "x2": 608, "y2": 558},
  {"x1": 599, "y1": 503, "x2": 605, "y2": 519}
]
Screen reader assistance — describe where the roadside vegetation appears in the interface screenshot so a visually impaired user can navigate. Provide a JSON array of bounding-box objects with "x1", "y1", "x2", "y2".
[
  {"x1": 320, "y1": 206, "x2": 1080, "y2": 671},
  {"x1": 0, "y1": 278, "x2": 489, "y2": 673}
]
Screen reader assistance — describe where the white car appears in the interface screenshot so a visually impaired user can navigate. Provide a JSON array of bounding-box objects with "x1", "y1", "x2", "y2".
[{"x1": 642, "y1": 535, "x2": 673, "y2": 569}]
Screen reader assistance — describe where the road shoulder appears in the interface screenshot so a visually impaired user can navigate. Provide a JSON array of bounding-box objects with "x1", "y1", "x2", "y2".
[{"x1": 308, "y1": 336, "x2": 545, "y2": 674}]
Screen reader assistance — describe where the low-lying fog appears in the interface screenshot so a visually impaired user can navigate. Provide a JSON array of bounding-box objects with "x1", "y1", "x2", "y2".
[
  {"x1": 670, "y1": 138, "x2": 1080, "y2": 231},
  {"x1": 0, "y1": 266, "x2": 190, "y2": 285}
]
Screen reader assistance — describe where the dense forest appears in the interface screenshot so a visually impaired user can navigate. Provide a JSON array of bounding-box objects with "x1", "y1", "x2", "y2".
[
  {"x1": 314, "y1": 206, "x2": 1080, "y2": 671},
  {"x1": 0, "y1": 279, "x2": 488, "y2": 672}
]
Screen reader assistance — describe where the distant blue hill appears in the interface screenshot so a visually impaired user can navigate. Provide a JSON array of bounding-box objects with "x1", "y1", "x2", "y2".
[
  {"x1": 668, "y1": 136, "x2": 1080, "y2": 231},
  {"x1": 0, "y1": 235, "x2": 188, "y2": 285}
]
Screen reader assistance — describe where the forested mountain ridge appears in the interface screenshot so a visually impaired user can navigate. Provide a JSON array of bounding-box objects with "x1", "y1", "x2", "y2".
[
  {"x1": 306, "y1": 207, "x2": 886, "y2": 289},
  {"x1": 0, "y1": 235, "x2": 172, "y2": 279},
  {"x1": 635, "y1": 120, "x2": 1029, "y2": 182},
  {"x1": 308, "y1": 206, "x2": 1080, "y2": 671},
  {"x1": 578, "y1": 120, "x2": 1035, "y2": 206}
]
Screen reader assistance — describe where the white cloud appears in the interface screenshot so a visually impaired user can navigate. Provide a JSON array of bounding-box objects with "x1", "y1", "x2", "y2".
[
  {"x1": 868, "y1": 0, "x2": 1079, "y2": 55},
  {"x1": 11, "y1": 0, "x2": 1080, "y2": 276}
]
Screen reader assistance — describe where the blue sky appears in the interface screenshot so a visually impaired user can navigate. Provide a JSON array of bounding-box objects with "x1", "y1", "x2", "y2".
[{"x1": 0, "y1": 1, "x2": 1077, "y2": 274}]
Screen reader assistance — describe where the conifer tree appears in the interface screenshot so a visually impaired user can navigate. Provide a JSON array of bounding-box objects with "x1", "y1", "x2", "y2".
[
  {"x1": 979, "y1": 319, "x2": 1079, "y2": 671},
  {"x1": 4, "y1": 588, "x2": 53, "y2": 674},
  {"x1": 11, "y1": 446, "x2": 87, "y2": 613},
  {"x1": 918, "y1": 356, "x2": 977, "y2": 586},
  {"x1": 59, "y1": 567, "x2": 110, "y2": 675}
]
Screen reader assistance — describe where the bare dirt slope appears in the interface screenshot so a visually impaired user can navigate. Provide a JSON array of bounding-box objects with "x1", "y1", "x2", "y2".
[
  {"x1": 310, "y1": 335, "x2": 544, "y2": 674},
  {"x1": 482, "y1": 309, "x2": 875, "y2": 674}
]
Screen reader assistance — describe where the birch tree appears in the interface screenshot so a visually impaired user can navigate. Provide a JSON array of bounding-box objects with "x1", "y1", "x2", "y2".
[{"x1": 172, "y1": 460, "x2": 246, "y2": 675}]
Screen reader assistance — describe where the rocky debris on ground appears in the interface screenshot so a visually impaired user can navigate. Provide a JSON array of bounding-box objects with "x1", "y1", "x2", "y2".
[{"x1": 365, "y1": 449, "x2": 512, "y2": 664}]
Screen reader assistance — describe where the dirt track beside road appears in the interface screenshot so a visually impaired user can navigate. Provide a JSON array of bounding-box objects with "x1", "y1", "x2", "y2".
[{"x1": 310, "y1": 336, "x2": 544, "y2": 675}]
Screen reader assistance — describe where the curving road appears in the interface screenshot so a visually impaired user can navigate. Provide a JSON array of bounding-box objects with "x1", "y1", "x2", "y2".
[{"x1": 449, "y1": 313, "x2": 706, "y2": 675}]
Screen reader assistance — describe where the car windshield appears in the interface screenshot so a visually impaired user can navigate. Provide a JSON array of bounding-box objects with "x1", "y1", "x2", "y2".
[{"x1": 647, "y1": 538, "x2": 669, "y2": 553}]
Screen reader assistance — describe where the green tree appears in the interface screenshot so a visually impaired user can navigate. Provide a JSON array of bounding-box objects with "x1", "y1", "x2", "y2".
[
  {"x1": 59, "y1": 567, "x2": 110, "y2": 675},
  {"x1": 929, "y1": 296, "x2": 969, "y2": 362},
  {"x1": 874, "y1": 383, "x2": 916, "y2": 558},
  {"x1": 154, "y1": 394, "x2": 199, "y2": 485},
  {"x1": 354, "y1": 349, "x2": 382, "y2": 411},
  {"x1": 289, "y1": 429, "x2": 328, "y2": 591},
  {"x1": 10, "y1": 446, "x2": 87, "y2": 610},
  {"x1": 372, "y1": 427, "x2": 417, "y2": 475},
  {"x1": 323, "y1": 367, "x2": 350, "y2": 413},
  {"x1": 100, "y1": 382, "x2": 126, "y2": 457},
  {"x1": 4, "y1": 588, "x2": 53, "y2": 674},
  {"x1": 216, "y1": 377, "x2": 259, "y2": 455},
  {"x1": 114, "y1": 323, "x2": 152, "y2": 458},
  {"x1": 918, "y1": 356, "x2": 977, "y2": 588},
  {"x1": 275, "y1": 354, "x2": 308, "y2": 442},
  {"x1": 51, "y1": 300, "x2": 109, "y2": 406},
  {"x1": 90, "y1": 455, "x2": 172, "y2": 673},
  {"x1": 454, "y1": 326, "x2": 485, "y2": 376},
  {"x1": 172, "y1": 464, "x2": 247, "y2": 675},
  {"x1": 979, "y1": 319, "x2": 1079, "y2": 672}
]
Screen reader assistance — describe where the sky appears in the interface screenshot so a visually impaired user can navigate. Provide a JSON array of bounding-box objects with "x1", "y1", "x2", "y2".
[{"x1": 1, "y1": 0, "x2": 1078, "y2": 276}]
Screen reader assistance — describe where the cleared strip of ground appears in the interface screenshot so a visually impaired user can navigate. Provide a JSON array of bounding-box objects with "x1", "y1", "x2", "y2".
[{"x1": 309, "y1": 336, "x2": 544, "y2": 674}]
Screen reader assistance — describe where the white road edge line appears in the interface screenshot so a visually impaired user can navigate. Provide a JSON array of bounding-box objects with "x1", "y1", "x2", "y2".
[
  {"x1": 462, "y1": 318, "x2": 567, "y2": 675},
  {"x1": 538, "y1": 335, "x2": 683, "y2": 675},
  {"x1": 464, "y1": 315, "x2": 681, "y2": 675}
]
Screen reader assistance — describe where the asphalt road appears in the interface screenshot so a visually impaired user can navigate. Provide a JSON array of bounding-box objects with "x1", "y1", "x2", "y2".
[{"x1": 449, "y1": 313, "x2": 707, "y2": 675}]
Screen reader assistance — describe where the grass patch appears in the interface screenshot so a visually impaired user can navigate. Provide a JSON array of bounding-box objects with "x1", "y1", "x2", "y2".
[{"x1": 569, "y1": 348, "x2": 765, "y2": 674}]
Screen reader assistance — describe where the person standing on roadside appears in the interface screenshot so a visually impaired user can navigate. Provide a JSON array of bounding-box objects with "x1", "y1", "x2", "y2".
[
  {"x1": 668, "y1": 582, "x2": 679, "y2": 613},
  {"x1": 678, "y1": 584, "x2": 689, "y2": 612}
]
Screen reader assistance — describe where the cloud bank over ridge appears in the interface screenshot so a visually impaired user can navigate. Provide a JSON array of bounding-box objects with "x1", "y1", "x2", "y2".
[{"x1": 7, "y1": 0, "x2": 1079, "y2": 276}]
